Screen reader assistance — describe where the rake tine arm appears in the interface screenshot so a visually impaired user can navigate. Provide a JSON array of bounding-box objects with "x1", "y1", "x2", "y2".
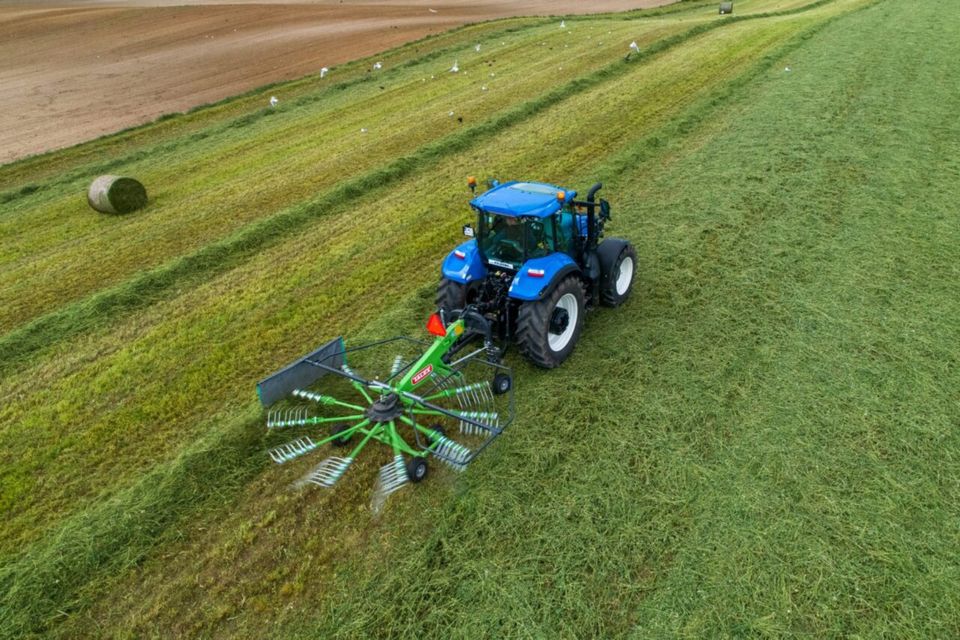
[
  {"x1": 345, "y1": 419, "x2": 378, "y2": 459},
  {"x1": 406, "y1": 403, "x2": 502, "y2": 435},
  {"x1": 293, "y1": 389, "x2": 365, "y2": 412}
]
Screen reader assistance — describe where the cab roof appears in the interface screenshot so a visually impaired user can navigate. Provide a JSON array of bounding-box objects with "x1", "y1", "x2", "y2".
[{"x1": 469, "y1": 181, "x2": 576, "y2": 219}]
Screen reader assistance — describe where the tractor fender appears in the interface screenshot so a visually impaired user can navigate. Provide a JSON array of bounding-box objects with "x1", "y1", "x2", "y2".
[
  {"x1": 597, "y1": 237, "x2": 633, "y2": 286},
  {"x1": 508, "y1": 253, "x2": 581, "y2": 301},
  {"x1": 442, "y1": 240, "x2": 488, "y2": 284}
]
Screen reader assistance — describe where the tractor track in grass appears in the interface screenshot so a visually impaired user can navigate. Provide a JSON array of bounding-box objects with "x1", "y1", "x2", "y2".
[
  {"x1": 0, "y1": 2, "x2": 878, "y2": 635},
  {"x1": 0, "y1": 0, "x2": 842, "y2": 380}
]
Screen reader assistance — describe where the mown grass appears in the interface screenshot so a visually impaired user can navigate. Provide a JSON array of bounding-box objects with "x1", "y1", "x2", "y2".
[
  {"x1": 0, "y1": 0, "x2": 850, "y2": 563},
  {"x1": 0, "y1": 17, "x2": 681, "y2": 333},
  {"x1": 4, "y1": 0, "x2": 956, "y2": 637},
  {"x1": 0, "y1": 0, "x2": 823, "y2": 339}
]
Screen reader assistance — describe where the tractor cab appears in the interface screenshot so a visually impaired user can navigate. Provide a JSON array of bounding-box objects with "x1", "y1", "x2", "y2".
[{"x1": 468, "y1": 181, "x2": 573, "y2": 269}]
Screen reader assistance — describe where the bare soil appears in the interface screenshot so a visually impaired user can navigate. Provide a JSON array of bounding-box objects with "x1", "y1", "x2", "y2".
[{"x1": 0, "y1": 0, "x2": 673, "y2": 164}]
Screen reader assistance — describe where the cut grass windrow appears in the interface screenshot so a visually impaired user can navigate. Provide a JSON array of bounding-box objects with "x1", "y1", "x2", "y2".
[
  {"x1": 0, "y1": 0, "x2": 840, "y2": 378},
  {"x1": 0, "y1": 409, "x2": 266, "y2": 639}
]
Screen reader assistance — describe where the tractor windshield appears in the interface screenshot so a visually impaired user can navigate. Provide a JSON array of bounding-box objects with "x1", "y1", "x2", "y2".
[{"x1": 478, "y1": 212, "x2": 555, "y2": 268}]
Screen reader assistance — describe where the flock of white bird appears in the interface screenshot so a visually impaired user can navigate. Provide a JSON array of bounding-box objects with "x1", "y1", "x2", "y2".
[{"x1": 265, "y1": 16, "x2": 647, "y2": 132}]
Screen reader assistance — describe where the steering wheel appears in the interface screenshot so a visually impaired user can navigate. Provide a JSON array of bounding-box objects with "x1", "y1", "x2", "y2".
[{"x1": 498, "y1": 238, "x2": 523, "y2": 261}]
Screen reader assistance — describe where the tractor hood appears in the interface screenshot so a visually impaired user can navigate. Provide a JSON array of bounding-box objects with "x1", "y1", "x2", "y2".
[{"x1": 470, "y1": 181, "x2": 576, "y2": 219}]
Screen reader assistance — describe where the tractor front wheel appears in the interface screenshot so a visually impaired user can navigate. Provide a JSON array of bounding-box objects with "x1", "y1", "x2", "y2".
[
  {"x1": 516, "y1": 276, "x2": 585, "y2": 368},
  {"x1": 599, "y1": 241, "x2": 637, "y2": 307}
]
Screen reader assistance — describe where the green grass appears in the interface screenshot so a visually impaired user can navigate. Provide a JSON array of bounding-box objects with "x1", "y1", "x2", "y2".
[{"x1": 3, "y1": 0, "x2": 958, "y2": 637}]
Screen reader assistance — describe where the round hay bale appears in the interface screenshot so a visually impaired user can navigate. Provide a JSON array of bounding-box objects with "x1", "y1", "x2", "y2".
[
  {"x1": 719, "y1": 2, "x2": 733, "y2": 14},
  {"x1": 87, "y1": 175, "x2": 147, "y2": 214}
]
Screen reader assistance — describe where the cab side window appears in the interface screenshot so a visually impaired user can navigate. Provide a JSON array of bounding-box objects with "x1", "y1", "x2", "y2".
[
  {"x1": 526, "y1": 216, "x2": 557, "y2": 259},
  {"x1": 557, "y1": 211, "x2": 578, "y2": 256}
]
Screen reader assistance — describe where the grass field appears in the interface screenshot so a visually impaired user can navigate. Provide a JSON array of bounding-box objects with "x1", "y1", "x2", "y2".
[{"x1": 2, "y1": 0, "x2": 958, "y2": 636}]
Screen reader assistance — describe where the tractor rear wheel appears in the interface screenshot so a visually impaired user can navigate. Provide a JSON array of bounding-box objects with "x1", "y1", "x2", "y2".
[
  {"x1": 516, "y1": 276, "x2": 585, "y2": 368},
  {"x1": 599, "y1": 242, "x2": 637, "y2": 307},
  {"x1": 436, "y1": 278, "x2": 467, "y2": 317}
]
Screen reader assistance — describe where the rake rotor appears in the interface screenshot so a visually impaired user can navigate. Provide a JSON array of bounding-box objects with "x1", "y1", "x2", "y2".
[{"x1": 257, "y1": 316, "x2": 513, "y2": 511}]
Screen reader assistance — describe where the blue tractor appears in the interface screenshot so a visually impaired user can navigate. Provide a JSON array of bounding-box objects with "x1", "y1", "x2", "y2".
[{"x1": 437, "y1": 179, "x2": 637, "y2": 374}]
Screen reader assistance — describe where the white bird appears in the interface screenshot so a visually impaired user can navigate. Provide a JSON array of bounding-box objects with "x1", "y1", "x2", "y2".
[
  {"x1": 269, "y1": 96, "x2": 278, "y2": 107},
  {"x1": 320, "y1": 67, "x2": 329, "y2": 78},
  {"x1": 429, "y1": 8, "x2": 437, "y2": 12},
  {"x1": 361, "y1": 127, "x2": 368, "y2": 133},
  {"x1": 475, "y1": 44, "x2": 481, "y2": 53},
  {"x1": 373, "y1": 61, "x2": 382, "y2": 70},
  {"x1": 448, "y1": 111, "x2": 455, "y2": 117},
  {"x1": 450, "y1": 60, "x2": 459, "y2": 73},
  {"x1": 490, "y1": 72, "x2": 495, "y2": 77},
  {"x1": 560, "y1": 20, "x2": 566, "y2": 28},
  {"x1": 784, "y1": 66, "x2": 792, "y2": 72},
  {"x1": 630, "y1": 41, "x2": 640, "y2": 53},
  {"x1": 481, "y1": 85, "x2": 488, "y2": 91}
]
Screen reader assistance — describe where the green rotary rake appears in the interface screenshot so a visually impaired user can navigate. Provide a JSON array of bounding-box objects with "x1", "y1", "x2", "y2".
[{"x1": 257, "y1": 312, "x2": 514, "y2": 511}]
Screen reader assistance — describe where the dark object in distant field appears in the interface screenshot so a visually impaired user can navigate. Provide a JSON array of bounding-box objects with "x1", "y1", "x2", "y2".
[
  {"x1": 719, "y1": 2, "x2": 733, "y2": 14},
  {"x1": 87, "y1": 175, "x2": 148, "y2": 214}
]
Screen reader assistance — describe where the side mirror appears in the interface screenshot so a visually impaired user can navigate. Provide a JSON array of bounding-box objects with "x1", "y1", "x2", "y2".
[
  {"x1": 463, "y1": 225, "x2": 475, "y2": 238},
  {"x1": 599, "y1": 199, "x2": 611, "y2": 220}
]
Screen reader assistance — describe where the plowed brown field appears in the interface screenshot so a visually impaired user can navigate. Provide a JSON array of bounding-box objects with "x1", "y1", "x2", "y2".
[{"x1": 0, "y1": 0, "x2": 672, "y2": 163}]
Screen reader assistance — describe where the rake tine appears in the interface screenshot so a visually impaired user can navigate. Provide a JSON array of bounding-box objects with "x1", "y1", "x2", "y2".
[
  {"x1": 268, "y1": 436, "x2": 318, "y2": 464},
  {"x1": 481, "y1": 381, "x2": 493, "y2": 405},
  {"x1": 432, "y1": 434, "x2": 472, "y2": 471},
  {"x1": 458, "y1": 411, "x2": 499, "y2": 436},
  {"x1": 389, "y1": 355, "x2": 402, "y2": 377},
  {"x1": 371, "y1": 455, "x2": 409, "y2": 513},
  {"x1": 267, "y1": 407, "x2": 313, "y2": 429},
  {"x1": 301, "y1": 456, "x2": 354, "y2": 487}
]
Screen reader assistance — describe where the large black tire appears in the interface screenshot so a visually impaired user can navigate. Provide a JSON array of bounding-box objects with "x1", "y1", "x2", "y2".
[
  {"x1": 436, "y1": 278, "x2": 467, "y2": 317},
  {"x1": 516, "y1": 276, "x2": 586, "y2": 368},
  {"x1": 598, "y1": 240, "x2": 637, "y2": 307}
]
